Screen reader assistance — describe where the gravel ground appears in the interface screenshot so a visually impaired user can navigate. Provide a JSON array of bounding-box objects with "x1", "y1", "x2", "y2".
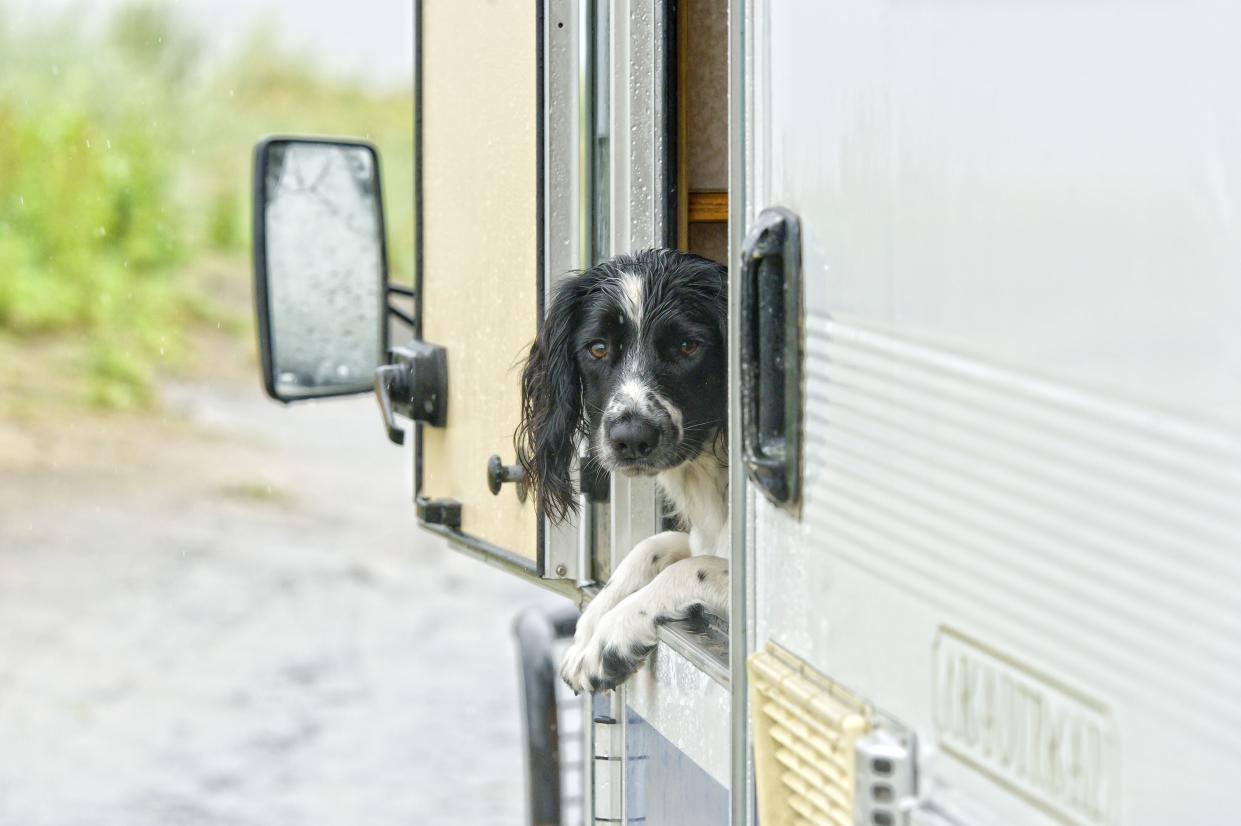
[{"x1": 0, "y1": 381, "x2": 564, "y2": 826}]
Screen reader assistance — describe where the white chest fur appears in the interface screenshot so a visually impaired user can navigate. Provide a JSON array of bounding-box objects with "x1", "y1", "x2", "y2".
[{"x1": 655, "y1": 447, "x2": 729, "y2": 557}]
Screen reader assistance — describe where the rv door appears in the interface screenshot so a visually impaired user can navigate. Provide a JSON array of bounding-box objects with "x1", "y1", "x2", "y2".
[{"x1": 408, "y1": 0, "x2": 545, "y2": 567}]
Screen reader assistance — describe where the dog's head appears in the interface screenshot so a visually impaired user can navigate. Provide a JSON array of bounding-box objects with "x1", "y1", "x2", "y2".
[{"x1": 517, "y1": 249, "x2": 727, "y2": 521}]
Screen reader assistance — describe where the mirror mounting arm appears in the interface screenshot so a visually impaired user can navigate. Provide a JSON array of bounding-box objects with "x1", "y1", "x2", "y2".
[{"x1": 386, "y1": 283, "x2": 416, "y2": 328}]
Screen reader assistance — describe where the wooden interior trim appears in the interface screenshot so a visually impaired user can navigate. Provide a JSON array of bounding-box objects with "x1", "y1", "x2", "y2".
[{"x1": 688, "y1": 189, "x2": 729, "y2": 223}]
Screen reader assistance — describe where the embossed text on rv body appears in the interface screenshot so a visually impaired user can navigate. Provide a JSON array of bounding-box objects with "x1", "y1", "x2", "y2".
[{"x1": 933, "y1": 629, "x2": 1116, "y2": 826}]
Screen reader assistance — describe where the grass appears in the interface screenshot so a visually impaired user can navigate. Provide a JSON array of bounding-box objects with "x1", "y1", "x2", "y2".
[{"x1": 0, "y1": 3, "x2": 413, "y2": 412}]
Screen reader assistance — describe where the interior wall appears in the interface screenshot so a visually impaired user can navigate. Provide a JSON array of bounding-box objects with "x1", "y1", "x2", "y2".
[{"x1": 681, "y1": 0, "x2": 729, "y2": 264}]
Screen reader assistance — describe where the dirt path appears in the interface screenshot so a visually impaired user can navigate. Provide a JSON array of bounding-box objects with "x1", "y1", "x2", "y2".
[{"x1": 0, "y1": 379, "x2": 563, "y2": 826}]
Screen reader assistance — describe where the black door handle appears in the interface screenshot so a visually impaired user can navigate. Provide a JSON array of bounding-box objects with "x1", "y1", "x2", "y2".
[
  {"x1": 372, "y1": 340, "x2": 448, "y2": 445},
  {"x1": 739, "y1": 207, "x2": 802, "y2": 509}
]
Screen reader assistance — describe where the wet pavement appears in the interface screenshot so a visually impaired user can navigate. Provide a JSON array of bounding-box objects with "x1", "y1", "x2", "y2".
[{"x1": 0, "y1": 382, "x2": 563, "y2": 826}]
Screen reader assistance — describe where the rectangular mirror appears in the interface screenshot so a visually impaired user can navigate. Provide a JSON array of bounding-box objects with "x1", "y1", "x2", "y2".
[{"x1": 252, "y1": 137, "x2": 388, "y2": 402}]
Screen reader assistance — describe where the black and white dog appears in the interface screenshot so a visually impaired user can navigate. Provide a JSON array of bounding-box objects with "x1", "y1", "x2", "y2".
[{"x1": 518, "y1": 249, "x2": 729, "y2": 694}]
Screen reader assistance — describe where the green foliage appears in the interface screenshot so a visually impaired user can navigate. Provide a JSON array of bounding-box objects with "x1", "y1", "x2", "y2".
[
  {"x1": 87, "y1": 344, "x2": 154, "y2": 410},
  {"x1": 206, "y1": 188, "x2": 243, "y2": 252},
  {"x1": 0, "y1": 3, "x2": 191, "y2": 407},
  {"x1": 0, "y1": 3, "x2": 414, "y2": 409}
]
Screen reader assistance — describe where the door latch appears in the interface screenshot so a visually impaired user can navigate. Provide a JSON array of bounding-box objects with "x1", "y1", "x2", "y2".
[{"x1": 373, "y1": 340, "x2": 448, "y2": 445}]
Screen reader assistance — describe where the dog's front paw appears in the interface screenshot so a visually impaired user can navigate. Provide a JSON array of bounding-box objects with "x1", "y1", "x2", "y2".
[
  {"x1": 574, "y1": 601, "x2": 659, "y2": 694},
  {"x1": 560, "y1": 636, "x2": 591, "y2": 693}
]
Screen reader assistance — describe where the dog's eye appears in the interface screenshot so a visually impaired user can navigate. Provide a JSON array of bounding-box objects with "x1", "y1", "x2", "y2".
[
  {"x1": 679, "y1": 339, "x2": 700, "y2": 357},
  {"x1": 588, "y1": 340, "x2": 609, "y2": 360}
]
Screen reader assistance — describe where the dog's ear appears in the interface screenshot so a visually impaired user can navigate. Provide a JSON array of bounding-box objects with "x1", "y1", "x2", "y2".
[{"x1": 517, "y1": 275, "x2": 587, "y2": 523}]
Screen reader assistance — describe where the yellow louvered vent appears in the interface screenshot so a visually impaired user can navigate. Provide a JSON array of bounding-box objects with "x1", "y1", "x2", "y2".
[{"x1": 749, "y1": 642, "x2": 872, "y2": 826}]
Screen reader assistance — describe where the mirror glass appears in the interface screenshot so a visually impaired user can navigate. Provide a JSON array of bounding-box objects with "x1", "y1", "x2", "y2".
[{"x1": 256, "y1": 139, "x2": 386, "y2": 401}]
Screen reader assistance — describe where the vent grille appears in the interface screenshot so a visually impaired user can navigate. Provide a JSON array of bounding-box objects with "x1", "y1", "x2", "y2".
[{"x1": 749, "y1": 642, "x2": 872, "y2": 826}]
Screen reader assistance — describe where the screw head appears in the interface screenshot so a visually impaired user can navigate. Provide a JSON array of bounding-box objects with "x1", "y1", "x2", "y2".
[{"x1": 555, "y1": 564, "x2": 568, "y2": 577}]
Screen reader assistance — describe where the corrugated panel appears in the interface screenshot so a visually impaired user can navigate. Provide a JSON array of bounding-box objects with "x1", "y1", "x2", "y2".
[
  {"x1": 749, "y1": 643, "x2": 871, "y2": 826},
  {"x1": 803, "y1": 313, "x2": 1241, "y2": 746}
]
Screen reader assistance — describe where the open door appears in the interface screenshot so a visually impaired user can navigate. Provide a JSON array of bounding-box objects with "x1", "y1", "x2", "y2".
[{"x1": 411, "y1": 0, "x2": 541, "y2": 563}]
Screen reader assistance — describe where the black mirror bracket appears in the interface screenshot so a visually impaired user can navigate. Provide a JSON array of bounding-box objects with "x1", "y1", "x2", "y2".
[
  {"x1": 386, "y1": 282, "x2": 416, "y2": 327},
  {"x1": 373, "y1": 340, "x2": 448, "y2": 445}
]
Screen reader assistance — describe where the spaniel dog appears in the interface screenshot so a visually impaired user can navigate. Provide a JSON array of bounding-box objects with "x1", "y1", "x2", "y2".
[{"x1": 518, "y1": 249, "x2": 729, "y2": 694}]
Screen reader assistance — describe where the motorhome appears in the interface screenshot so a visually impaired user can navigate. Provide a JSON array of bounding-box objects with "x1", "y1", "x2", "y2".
[{"x1": 251, "y1": 2, "x2": 1241, "y2": 824}]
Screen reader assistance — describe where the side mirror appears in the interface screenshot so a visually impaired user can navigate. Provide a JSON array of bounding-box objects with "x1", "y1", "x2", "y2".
[{"x1": 252, "y1": 137, "x2": 388, "y2": 402}]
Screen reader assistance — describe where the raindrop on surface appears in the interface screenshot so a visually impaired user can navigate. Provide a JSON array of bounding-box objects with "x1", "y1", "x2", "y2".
[
  {"x1": 18, "y1": 195, "x2": 23, "y2": 207},
  {"x1": 229, "y1": 88, "x2": 235, "y2": 98},
  {"x1": 85, "y1": 139, "x2": 91, "y2": 149},
  {"x1": 106, "y1": 139, "x2": 112, "y2": 150},
  {"x1": 95, "y1": 226, "x2": 107, "y2": 237}
]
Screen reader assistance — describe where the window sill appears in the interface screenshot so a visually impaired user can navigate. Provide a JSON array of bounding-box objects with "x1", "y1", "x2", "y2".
[{"x1": 656, "y1": 613, "x2": 730, "y2": 689}]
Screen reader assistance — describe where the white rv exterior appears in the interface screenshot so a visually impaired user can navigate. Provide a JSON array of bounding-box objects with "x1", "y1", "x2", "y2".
[
  {"x1": 737, "y1": 3, "x2": 1241, "y2": 825},
  {"x1": 408, "y1": 2, "x2": 1241, "y2": 824}
]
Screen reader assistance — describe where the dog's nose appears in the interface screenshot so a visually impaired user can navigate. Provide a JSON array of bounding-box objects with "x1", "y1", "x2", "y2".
[{"x1": 608, "y1": 418, "x2": 660, "y2": 460}]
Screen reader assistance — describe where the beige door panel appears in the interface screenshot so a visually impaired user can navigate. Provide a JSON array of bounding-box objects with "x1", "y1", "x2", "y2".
[{"x1": 419, "y1": 0, "x2": 539, "y2": 561}]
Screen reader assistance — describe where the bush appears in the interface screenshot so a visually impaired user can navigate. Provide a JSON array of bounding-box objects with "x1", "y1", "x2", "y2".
[
  {"x1": 0, "y1": 3, "x2": 414, "y2": 410},
  {"x1": 0, "y1": 4, "x2": 195, "y2": 406}
]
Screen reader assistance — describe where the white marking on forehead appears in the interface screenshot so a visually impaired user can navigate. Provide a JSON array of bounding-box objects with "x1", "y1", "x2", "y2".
[{"x1": 619, "y1": 273, "x2": 645, "y2": 327}]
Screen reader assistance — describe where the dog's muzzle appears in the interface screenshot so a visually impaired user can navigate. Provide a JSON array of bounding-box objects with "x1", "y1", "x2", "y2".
[{"x1": 601, "y1": 406, "x2": 680, "y2": 473}]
